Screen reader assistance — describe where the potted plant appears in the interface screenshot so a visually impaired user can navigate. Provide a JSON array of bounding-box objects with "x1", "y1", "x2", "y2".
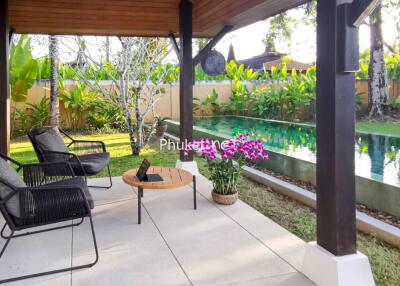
[
  {"x1": 155, "y1": 116, "x2": 170, "y2": 137},
  {"x1": 185, "y1": 135, "x2": 268, "y2": 205}
]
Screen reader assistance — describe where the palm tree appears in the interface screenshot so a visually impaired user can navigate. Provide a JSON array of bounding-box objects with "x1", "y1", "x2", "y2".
[
  {"x1": 49, "y1": 35, "x2": 59, "y2": 127},
  {"x1": 368, "y1": 5, "x2": 389, "y2": 119}
]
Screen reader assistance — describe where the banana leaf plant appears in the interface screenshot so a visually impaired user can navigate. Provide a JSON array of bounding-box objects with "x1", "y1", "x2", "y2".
[{"x1": 9, "y1": 35, "x2": 38, "y2": 103}]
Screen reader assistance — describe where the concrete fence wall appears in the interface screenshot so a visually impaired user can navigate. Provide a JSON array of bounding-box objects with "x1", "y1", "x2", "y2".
[{"x1": 14, "y1": 79, "x2": 400, "y2": 129}]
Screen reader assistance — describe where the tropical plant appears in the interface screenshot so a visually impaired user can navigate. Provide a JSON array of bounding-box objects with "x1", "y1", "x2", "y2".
[
  {"x1": 193, "y1": 97, "x2": 201, "y2": 114},
  {"x1": 269, "y1": 65, "x2": 289, "y2": 81},
  {"x1": 155, "y1": 116, "x2": 170, "y2": 126},
  {"x1": 9, "y1": 35, "x2": 39, "y2": 103},
  {"x1": 356, "y1": 63, "x2": 369, "y2": 79},
  {"x1": 225, "y1": 60, "x2": 259, "y2": 81},
  {"x1": 195, "y1": 66, "x2": 228, "y2": 81},
  {"x1": 388, "y1": 95, "x2": 400, "y2": 108},
  {"x1": 59, "y1": 64, "x2": 78, "y2": 80},
  {"x1": 221, "y1": 79, "x2": 256, "y2": 115},
  {"x1": 151, "y1": 63, "x2": 179, "y2": 82},
  {"x1": 15, "y1": 97, "x2": 50, "y2": 135},
  {"x1": 355, "y1": 92, "x2": 365, "y2": 113},
  {"x1": 59, "y1": 79, "x2": 96, "y2": 130},
  {"x1": 386, "y1": 53, "x2": 400, "y2": 80},
  {"x1": 9, "y1": 35, "x2": 39, "y2": 136},
  {"x1": 87, "y1": 96, "x2": 126, "y2": 131},
  {"x1": 197, "y1": 89, "x2": 220, "y2": 115},
  {"x1": 220, "y1": 65, "x2": 317, "y2": 121},
  {"x1": 184, "y1": 135, "x2": 268, "y2": 195},
  {"x1": 68, "y1": 36, "x2": 172, "y2": 155},
  {"x1": 36, "y1": 57, "x2": 51, "y2": 80}
]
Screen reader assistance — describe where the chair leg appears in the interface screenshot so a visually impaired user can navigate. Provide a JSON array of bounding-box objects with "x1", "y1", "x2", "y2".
[
  {"x1": 193, "y1": 175, "x2": 197, "y2": 210},
  {"x1": 0, "y1": 216, "x2": 99, "y2": 284},
  {"x1": 0, "y1": 230, "x2": 14, "y2": 258},
  {"x1": 1, "y1": 218, "x2": 84, "y2": 240},
  {"x1": 87, "y1": 165, "x2": 113, "y2": 189}
]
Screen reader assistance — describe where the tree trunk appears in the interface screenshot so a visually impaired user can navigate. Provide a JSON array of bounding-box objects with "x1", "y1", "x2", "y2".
[
  {"x1": 368, "y1": 6, "x2": 389, "y2": 119},
  {"x1": 105, "y1": 36, "x2": 110, "y2": 63},
  {"x1": 49, "y1": 35, "x2": 60, "y2": 127},
  {"x1": 133, "y1": 99, "x2": 144, "y2": 155},
  {"x1": 119, "y1": 38, "x2": 137, "y2": 156}
]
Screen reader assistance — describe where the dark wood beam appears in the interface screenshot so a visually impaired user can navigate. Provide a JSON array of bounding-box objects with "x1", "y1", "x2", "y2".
[
  {"x1": 0, "y1": 0, "x2": 10, "y2": 155},
  {"x1": 316, "y1": 0, "x2": 357, "y2": 256},
  {"x1": 193, "y1": 25, "x2": 233, "y2": 66},
  {"x1": 350, "y1": 0, "x2": 381, "y2": 27},
  {"x1": 9, "y1": 29, "x2": 15, "y2": 44},
  {"x1": 179, "y1": 0, "x2": 193, "y2": 161},
  {"x1": 339, "y1": 4, "x2": 359, "y2": 72},
  {"x1": 168, "y1": 33, "x2": 180, "y2": 62}
]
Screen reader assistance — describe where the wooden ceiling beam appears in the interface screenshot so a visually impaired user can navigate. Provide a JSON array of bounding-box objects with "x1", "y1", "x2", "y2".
[
  {"x1": 8, "y1": 0, "x2": 307, "y2": 37},
  {"x1": 168, "y1": 33, "x2": 180, "y2": 61},
  {"x1": 350, "y1": 0, "x2": 382, "y2": 27},
  {"x1": 193, "y1": 25, "x2": 233, "y2": 66}
]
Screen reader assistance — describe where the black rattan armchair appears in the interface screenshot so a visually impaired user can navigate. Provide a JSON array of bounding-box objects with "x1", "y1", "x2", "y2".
[
  {"x1": 28, "y1": 126, "x2": 112, "y2": 189},
  {"x1": 0, "y1": 154, "x2": 98, "y2": 284}
]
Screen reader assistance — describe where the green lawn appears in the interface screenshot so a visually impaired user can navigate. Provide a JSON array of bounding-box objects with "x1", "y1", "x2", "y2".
[
  {"x1": 10, "y1": 132, "x2": 400, "y2": 286},
  {"x1": 10, "y1": 133, "x2": 179, "y2": 177},
  {"x1": 196, "y1": 158, "x2": 400, "y2": 286},
  {"x1": 356, "y1": 121, "x2": 400, "y2": 137}
]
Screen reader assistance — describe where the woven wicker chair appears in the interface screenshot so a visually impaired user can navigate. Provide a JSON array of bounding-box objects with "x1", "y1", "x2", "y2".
[
  {"x1": 0, "y1": 153, "x2": 98, "y2": 284},
  {"x1": 28, "y1": 126, "x2": 112, "y2": 189}
]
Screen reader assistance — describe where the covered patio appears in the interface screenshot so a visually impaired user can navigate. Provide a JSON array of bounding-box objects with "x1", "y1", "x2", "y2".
[
  {"x1": 0, "y1": 176, "x2": 314, "y2": 286},
  {"x1": 0, "y1": 0, "x2": 382, "y2": 285}
]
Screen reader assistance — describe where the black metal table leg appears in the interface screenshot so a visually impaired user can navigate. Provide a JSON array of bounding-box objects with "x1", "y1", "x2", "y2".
[
  {"x1": 138, "y1": 187, "x2": 143, "y2": 224},
  {"x1": 193, "y1": 175, "x2": 197, "y2": 210}
]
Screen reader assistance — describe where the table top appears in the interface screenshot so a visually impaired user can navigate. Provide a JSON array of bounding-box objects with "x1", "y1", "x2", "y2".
[{"x1": 122, "y1": 166, "x2": 193, "y2": 189}]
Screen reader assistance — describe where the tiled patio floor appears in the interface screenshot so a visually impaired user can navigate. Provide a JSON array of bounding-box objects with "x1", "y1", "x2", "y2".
[{"x1": 0, "y1": 175, "x2": 315, "y2": 286}]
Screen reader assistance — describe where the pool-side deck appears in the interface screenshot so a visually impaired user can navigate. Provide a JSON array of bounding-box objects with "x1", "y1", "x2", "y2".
[{"x1": 0, "y1": 176, "x2": 314, "y2": 286}]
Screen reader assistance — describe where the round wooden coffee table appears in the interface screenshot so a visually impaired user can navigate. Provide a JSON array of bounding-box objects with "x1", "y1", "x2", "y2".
[{"x1": 122, "y1": 166, "x2": 197, "y2": 224}]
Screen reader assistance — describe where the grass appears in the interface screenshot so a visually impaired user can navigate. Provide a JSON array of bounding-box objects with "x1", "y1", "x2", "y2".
[
  {"x1": 194, "y1": 158, "x2": 400, "y2": 286},
  {"x1": 10, "y1": 133, "x2": 179, "y2": 177},
  {"x1": 356, "y1": 121, "x2": 400, "y2": 137},
  {"x1": 10, "y1": 132, "x2": 400, "y2": 286}
]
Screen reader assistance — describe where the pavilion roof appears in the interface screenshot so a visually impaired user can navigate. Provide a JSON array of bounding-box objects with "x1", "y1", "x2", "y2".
[
  {"x1": 263, "y1": 58, "x2": 313, "y2": 71},
  {"x1": 9, "y1": 0, "x2": 307, "y2": 37}
]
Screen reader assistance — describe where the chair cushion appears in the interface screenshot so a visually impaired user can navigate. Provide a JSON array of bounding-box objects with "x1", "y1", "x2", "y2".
[
  {"x1": 34, "y1": 128, "x2": 69, "y2": 155},
  {"x1": 0, "y1": 158, "x2": 27, "y2": 218},
  {"x1": 45, "y1": 177, "x2": 94, "y2": 209},
  {"x1": 71, "y1": 152, "x2": 110, "y2": 176}
]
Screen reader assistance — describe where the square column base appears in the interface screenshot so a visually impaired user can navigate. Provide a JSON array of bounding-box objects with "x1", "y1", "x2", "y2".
[
  {"x1": 302, "y1": 242, "x2": 375, "y2": 286},
  {"x1": 176, "y1": 160, "x2": 200, "y2": 176}
]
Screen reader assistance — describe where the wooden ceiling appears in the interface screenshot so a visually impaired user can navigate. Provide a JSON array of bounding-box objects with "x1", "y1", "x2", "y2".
[{"x1": 8, "y1": 0, "x2": 308, "y2": 37}]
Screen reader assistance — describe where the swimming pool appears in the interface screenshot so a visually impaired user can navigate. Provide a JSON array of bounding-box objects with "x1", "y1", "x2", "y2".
[{"x1": 193, "y1": 116, "x2": 400, "y2": 188}]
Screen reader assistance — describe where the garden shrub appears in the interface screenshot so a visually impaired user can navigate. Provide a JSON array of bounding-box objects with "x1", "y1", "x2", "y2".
[{"x1": 14, "y1": 97, "x2": 50, "y2": 135}]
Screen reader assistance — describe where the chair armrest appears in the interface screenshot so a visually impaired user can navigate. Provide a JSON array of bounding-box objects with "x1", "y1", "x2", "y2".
[
  {"x1": 42, "y1": 150, "x2": 81, "y2": 164},
  {"x1": 20, "y1": 185, "x2": 90, "y2": 220},
  {"x1": 42, "y1": 150, "x2": 86, "y2": 178},
  {"x1": 68, "y1": 140, "x2": 107, "y2": 154},
  {"x1": 0, "y1": 183, "x2": 90, "y2": 221},
  {"x1": 0, "y1": 153, "x2": 23, "y2": 169},
  {"x1": 21, "y1": 161, "x2": 76, "y2": 187}
]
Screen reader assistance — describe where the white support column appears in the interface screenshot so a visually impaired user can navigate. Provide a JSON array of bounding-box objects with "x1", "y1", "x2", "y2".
[
  {"x1": 302, "y1": 242, "x2": 375, "y2": 286},
  {"x1": 175, "y1": 160, "x2": 200, "y2": 176}
]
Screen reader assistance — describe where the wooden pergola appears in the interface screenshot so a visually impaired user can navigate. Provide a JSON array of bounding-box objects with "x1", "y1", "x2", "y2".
[{"x1": 0, "y1": 0, "x2": 381, "y2": 284}]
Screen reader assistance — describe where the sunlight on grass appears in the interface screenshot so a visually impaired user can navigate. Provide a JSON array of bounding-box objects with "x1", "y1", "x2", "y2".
[
  {"x1": 357, "y1": 121, "x2": 400, "y2": 137},
  {"x1": 10, "y1": 133, "x2": 179, "y2": 176}
]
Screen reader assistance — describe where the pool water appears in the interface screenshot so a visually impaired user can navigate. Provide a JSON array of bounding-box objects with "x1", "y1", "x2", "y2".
[{"x1": 194, "y1": 116, "x2": 400, "y2": 187}]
